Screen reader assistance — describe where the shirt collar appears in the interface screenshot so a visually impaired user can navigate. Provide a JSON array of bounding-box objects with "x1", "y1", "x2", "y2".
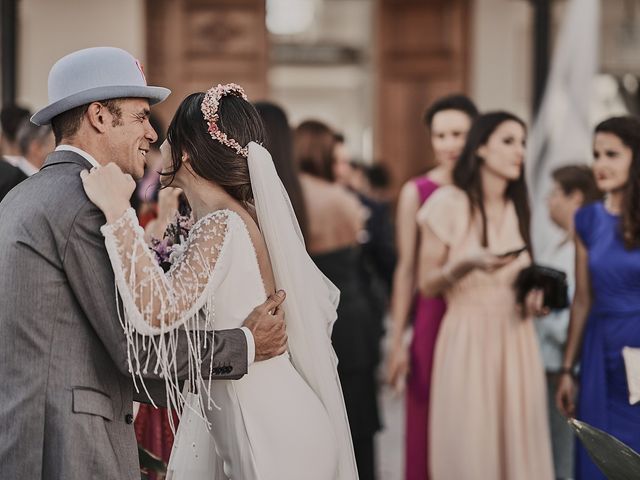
[
  {"x1": 3, "y1": 155, "x2": 23, "y2": 167},
  {"x1": 55, "y1": 145, "x2": 100, "y2": 169},
  {"x1": 16, "y1": 157, "x2": 39, "y2": 176}
]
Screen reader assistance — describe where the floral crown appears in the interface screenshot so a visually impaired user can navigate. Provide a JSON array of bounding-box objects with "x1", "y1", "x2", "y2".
[{"x1": 201, "y1": 83, "x2": 249, "y2": 158}]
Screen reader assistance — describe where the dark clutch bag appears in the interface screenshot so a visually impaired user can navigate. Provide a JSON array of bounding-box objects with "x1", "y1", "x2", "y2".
[{"x1": 514, "y1": 264, "x2": 569, "y2": 310}]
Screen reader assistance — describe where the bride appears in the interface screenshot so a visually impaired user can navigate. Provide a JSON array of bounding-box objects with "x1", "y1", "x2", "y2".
[{"x1": 80, "y1": 84, "x2": 358, "y2": 480}]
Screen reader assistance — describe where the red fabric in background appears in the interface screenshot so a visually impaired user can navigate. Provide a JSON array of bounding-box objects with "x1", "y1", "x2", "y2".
[{"x1": 135, "y1": 406, "x2": 179, "y2": 479}]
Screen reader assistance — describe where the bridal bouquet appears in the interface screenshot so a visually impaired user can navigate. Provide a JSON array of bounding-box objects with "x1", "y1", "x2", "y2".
[{"x1": 150, "y1": 213, "x2": 194, "y2": 272}]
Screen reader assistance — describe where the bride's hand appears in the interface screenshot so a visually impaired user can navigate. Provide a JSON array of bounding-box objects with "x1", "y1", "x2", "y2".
[{"x1": 80, "y1": 163, "x2": 136, "y2": 223}]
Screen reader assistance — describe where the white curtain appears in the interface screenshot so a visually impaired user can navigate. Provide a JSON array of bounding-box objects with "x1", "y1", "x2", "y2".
[{"x1": 526, "y1": 0, "x2": 601, "y2": 260}]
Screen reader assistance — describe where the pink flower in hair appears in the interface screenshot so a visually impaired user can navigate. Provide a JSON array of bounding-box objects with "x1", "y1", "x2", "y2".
[{"x1": 201, "y1": 83, "x2": 250, "y2": 158}]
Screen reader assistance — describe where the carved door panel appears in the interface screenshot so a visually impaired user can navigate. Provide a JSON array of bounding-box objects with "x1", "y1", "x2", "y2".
[
  {"x1": 145, "y1": 0, "x2": 268, "y2": 128},
  {"x1": 376, "y1": 0, "x2": 470, "y2": 192}
]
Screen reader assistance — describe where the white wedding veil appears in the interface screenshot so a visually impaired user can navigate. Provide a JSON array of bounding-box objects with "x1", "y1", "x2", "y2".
[{"x1": 247, "y1": 142, "x2": 359, "y2": 479}]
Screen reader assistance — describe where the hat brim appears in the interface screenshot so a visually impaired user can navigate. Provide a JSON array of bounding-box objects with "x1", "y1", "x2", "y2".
[{"x1": 31, "y1": 84, "x2": 171, "y2": 125}]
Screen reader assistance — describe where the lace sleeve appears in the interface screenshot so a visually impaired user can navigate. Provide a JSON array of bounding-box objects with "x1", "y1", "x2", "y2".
[
  {"x1": 101, "y1": 208, "x2": 230, "y2": 335},
  {"x1": 100, "y1": 208, "x2": 232, "y2": 426}
]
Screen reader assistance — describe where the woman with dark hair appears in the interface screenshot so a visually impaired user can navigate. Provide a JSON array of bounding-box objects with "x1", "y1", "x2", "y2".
[
  {"x1": 254, "y1": 101, "x2": 308, "y2": 240},
  {"x1": 294, "y1": 119, "x2": 380, "y2": 480},
  {"x1": 556, "y1": 116, "x2": 640, "y2": 479},
  {"x1": 80, "y1": 85, "x2": 358, "y2": 479},
  {"x1": 385, "y1": 94, "x2": 477, "y2": 480},
  {"x1": 417, "y1": 111, "x2": 553, "y2": 479}
]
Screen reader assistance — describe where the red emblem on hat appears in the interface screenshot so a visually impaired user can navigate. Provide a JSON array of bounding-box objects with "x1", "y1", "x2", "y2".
[{"x1": 135, "y1": 59, "x2": 146, "y2": 83}]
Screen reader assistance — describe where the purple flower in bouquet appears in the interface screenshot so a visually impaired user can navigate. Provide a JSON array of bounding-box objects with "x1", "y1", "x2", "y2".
[
  {"x1": 150, "y1": 237, "x2": 174, "y2": 272},
  {"x1": 149, "y1": 212, "x2": 194, "y2": 272}
]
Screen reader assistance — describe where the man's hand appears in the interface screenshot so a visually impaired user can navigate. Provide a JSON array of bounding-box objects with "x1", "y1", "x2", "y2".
[{"x1": 243, "y1": 290, "x2": 287, "y2": 362}]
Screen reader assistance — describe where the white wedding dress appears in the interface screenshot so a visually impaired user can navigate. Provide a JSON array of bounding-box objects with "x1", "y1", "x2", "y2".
[{"x1": 100, "y1": 143, "x2": 358, "y2": 480}]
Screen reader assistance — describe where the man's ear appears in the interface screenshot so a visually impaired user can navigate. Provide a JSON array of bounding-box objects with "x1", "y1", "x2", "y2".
[
  {"x1": 569, "y1": 189, "x2": 585, "y2": 208},
  {"x1": 86, "y1": 102, "x2": 109, "y2": 133}
]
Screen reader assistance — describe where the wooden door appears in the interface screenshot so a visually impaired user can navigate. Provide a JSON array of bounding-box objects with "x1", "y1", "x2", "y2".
[
  {"x1": 145, "y1": 0, "x2": 268, "y2": 128},
  {"x1": 376, "y1": 0, "x2": 471, "y2": 193}
]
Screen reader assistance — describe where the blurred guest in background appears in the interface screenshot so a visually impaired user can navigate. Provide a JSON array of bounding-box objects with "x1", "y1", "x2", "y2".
[
  {"x1": 385, "y1": 94, "x2": 477, "y2": 480},
  {"x1": 355, "y1": 161, "x2": 396, "y2": 292},
  {"x1": 295, "y1": 119, "x2": 380, "y2": 480},
  {"x1": 557, "y1": 116, "x2": 640, "y2": 480},
  {"x1": 255, "y1": 101, "x2": 309, "y2": 240},
  {"x1": 365, "y1": 163, "x2": 393, "y2": 203},
  {"x1": 0, "y1": 105, "x2": 31, "y2": 201},
  {"x1": 538, "y1": 165, "x2": 600, "y2": 480},
  {"x1": 335, "y1": 148, "x2": 396, "y2": 293},
  {"x1": 333, "y1": 132, "x2": 357, "y2": 190},
  {"x1": 419, "y1": 111, "x2": 553, "y2": 479},
  {"x1": 0, "y1": 157, "x2": 28, "y2": 203},
  {"x1": 15, "y1": 121, "x2": 55, "y2": 176},
  {"x1": 1, "y1": 105, "x2": 31, "y2": 163},
  {"x1": 337, "y1": 156, "x2": 395, "y2": 380}
]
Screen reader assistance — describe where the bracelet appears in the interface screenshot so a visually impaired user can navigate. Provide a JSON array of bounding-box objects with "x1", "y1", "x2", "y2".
[{"x1": 559, "y1": 366, "x2": 574, "y2": 376}]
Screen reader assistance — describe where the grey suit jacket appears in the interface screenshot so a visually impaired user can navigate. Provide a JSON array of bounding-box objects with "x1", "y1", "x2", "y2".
[{"x1": 0, "y1": 151, "x2": 247, "y2": 480}]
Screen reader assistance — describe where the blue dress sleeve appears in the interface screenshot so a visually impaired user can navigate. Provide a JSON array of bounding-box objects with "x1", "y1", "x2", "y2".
[{"x1": 574, "y1": 203, "x2": 597, "y2": 248}]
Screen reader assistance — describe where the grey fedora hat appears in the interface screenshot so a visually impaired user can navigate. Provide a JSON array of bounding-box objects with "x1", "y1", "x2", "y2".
[{"x1": 31, "y1": 47, "x2": 171, "y2": 126}]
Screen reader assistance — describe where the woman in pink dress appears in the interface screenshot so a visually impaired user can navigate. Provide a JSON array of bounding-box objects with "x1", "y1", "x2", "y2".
[
  {"x1": 386, "y1": 94, "x2": 477, "y2": 480},
  {"x1": 418, "y1": 111, "x2": 553, "y2": 480}
]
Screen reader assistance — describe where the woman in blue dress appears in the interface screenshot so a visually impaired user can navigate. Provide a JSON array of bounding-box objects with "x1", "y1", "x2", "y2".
[{"x1": 556, "y1": 116, "x2": 640, "y2": 479}]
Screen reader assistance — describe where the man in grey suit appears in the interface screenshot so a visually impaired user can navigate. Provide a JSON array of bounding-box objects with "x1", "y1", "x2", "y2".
[{"x1": 0, "y1": 47, "x2": 287, "y2": 479}]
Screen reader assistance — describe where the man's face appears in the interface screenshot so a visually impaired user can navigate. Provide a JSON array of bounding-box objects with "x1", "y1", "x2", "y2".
[
  {"x1": 104, "y1": 98, "x2": 158, "y2": 179},
  {"x1": 546, "y1": 181, "x2": 583, "y2": 232},
  {"x1": 547, "y1": 182, "x2": 570, "y2": 230}
]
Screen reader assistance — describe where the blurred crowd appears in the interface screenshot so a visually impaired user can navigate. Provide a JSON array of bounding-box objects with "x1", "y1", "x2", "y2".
[{"x1": 2, "y1": 90, "x2": 640, "y2": 480}]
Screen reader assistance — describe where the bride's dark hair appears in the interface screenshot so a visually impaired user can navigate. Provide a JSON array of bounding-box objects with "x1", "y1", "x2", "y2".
[{"x1": 164, "y1": 92, "x2": 266, "y2": 208}]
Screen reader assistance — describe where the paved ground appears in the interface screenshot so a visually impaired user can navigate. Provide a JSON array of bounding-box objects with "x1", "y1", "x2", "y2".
[
  {"x1": 374, "y1": 322, "x2": 406, "y2": 480},
  {"x1": 376, "y1": 384, "x2": 405, "y2": 480}
]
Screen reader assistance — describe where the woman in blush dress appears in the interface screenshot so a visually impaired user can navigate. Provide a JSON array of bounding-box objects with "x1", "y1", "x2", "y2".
[
  {"x1": 556, "y1": 116, "x2": 640, "y2": 480},
  {"x1": 385, "y1": 94, "x2": 477, "y2": 480},
  {"x1": 418, "y1": 112, "x2": 553, "y2": 480}
]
